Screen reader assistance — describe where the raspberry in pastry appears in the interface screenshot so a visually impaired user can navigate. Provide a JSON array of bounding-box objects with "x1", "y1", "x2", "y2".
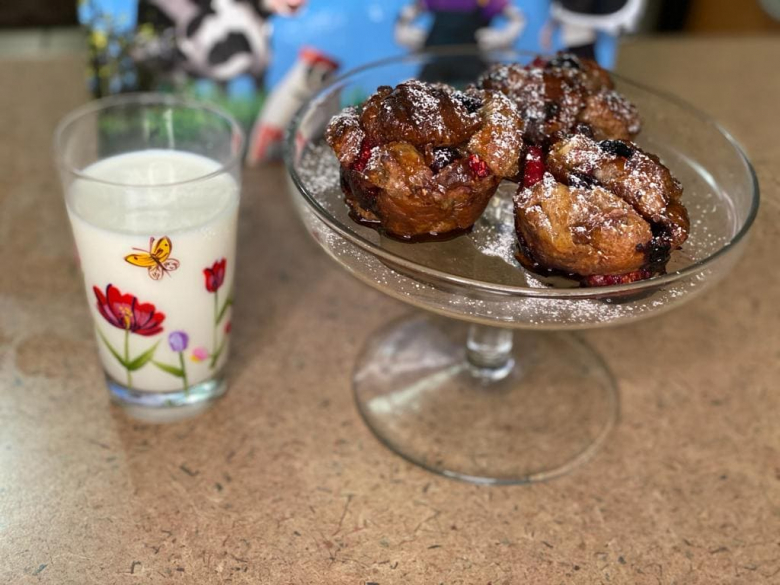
[
  {"x1": 326, "y1": 80, "x2": 524, "y2": 239},
  {"x1": 514, "y1": 133, "x2": 689, "y2": 286}
]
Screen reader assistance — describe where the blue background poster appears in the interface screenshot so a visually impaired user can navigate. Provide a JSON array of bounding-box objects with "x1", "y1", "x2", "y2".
[
  {"x1": 79, "y1": 0, "x2": 621, "y2": 163},
  {"x1": 269, "y1": 1, "x2": 616, "y2": 89}
]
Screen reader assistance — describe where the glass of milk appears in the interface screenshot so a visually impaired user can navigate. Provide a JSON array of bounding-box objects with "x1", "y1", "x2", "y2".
[{"x1": 54, "y1": 94, "x2": 244, "y2": 422}]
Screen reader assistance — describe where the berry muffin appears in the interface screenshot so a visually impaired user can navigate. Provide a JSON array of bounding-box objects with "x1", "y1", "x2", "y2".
[
  {"x1": 323, "y1": 55, "x2": 689, "y2": 288},
  {"x1": 325, "y1": 80, "x2": 524, "y2": 239},
  {"x1": 515, "y1": 172, "x2": 654, "y2": 283},
  {"x1": 514, "y1": 134, "x2": 689, "y2": 286},
  {"x1": 477, "y1": 52, "x2": 640, "y2": 146},
  {"x1": 546, "y1": 134, "x2": 689, "y2": 250}
]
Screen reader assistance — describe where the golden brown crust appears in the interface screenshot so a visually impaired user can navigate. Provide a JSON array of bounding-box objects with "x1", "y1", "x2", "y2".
[
  {"x1": 338, "y1": 142, "x2": 500, "y2": 238},
  {"x1": 662, "y1": 200, "x2": 691, "y2": 250},
  {"x1": 575, "y1": 55, "x2": 614, "y2": 93},
  {"x1": 477, "y1": 52, "x2": 641, "y2": 145},
  {"x1": 360, "y1": 81, "x2": 481, "y2": 148},
  {"x1": 366, "y1": 145, "x2": 500, "y2": 237},
  {"x1": 478, "y1": 64, "x2": 585, "y2": 145},
  {"x1": 578, "y1": 90, "x2": 641, "y2": 142},
  {"x1": 514, "y1": 173, "x2": 652, "y2": 276},
  {"x1": 364, "y1": 142, "x2": 431, "y2": 189},
  {"x1": 325, "y1": 80, "x2": 522, "y2": 239},
  {"x1": 466, "y1": 91, "x2": 524, "y2": 177},
  {"x1": 325, "y1": 107, "x2": 365, "y2": 167},
  {"x1": 522, "y1": 134, "x2": 690, "y2": 282},
  {"x1": 547, "y1": 134, "x2": 683, "y2": 227}
]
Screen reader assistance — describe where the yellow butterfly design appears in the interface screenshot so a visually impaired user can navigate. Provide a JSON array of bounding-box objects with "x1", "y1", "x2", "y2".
[{"x1": 125, "y1": 236, "x2": 180, "y2": 280}]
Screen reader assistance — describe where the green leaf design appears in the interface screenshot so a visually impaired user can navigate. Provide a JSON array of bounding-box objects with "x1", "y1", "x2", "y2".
[
  {"x1": 152, "y1": 361, "x2": 185, "y2": 378},
  {"x1": 96, "y1": 327, "x2": 128, "y2": 368},
  {"x1": 216, "y1": 294, "x2": 233, "y2": 325},
  {"x1": 209, "y1": 337, "x2": 227, "y2": 369},
  {"x1": 126, "y1": 341, "x2": 160, "y2": 371}
]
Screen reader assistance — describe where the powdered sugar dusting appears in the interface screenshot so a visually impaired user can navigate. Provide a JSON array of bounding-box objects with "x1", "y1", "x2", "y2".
[
  {"x1": 293, "y1": 112, "x2": 735, "y2": 328},
  {"x1": 392, "y1": 80, "x2": 447, "y2": 135},
  {"x1": 328, "y1": 105, "x2": 359, "y2": 128},
  {"x1": 601, "y1": 90, "x2": 641, "y2": 134},
  {"x1": 371, "y1": 80, "x2": 479, "y2": 147},
  {"x1": 467, "y1": 91, "x2": 523, "y2": 177},
  {"x1": 325, "y1": 106, "x2": 364, "y2": 165},
  {"x1": 295, "y1": 142, "x2": 341, "y2": 213}
]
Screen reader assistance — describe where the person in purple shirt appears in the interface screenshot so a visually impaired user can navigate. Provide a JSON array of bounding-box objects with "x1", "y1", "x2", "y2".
[{"x1": 396, "y1": 0, "x2": 525, "y2": 82}]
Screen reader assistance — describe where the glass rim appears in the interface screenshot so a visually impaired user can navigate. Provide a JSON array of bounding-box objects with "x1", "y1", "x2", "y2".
[
  {"x1": 284, "y1": 47, "x2": 761, "y2": 299},
  {"x1": 53, "y1": 92, "x2": 246, "y2": 189}
]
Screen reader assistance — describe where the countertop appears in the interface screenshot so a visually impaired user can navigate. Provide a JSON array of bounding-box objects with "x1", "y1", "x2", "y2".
[{"x1": 1, "y1": 37, "x2": 779, "y2": 584}]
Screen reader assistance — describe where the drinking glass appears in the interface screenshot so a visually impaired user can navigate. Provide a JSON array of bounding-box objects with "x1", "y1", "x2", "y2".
[{"x1": 55, "y1": 94, "x2": 244, "y2": 422}]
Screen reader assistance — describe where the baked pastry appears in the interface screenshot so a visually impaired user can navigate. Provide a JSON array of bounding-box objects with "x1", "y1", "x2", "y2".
[
  {"x1": 323, "y1": 55, "x2": 689, "y2": 288},
  {"x1": 546, "y1": 134, "x2": 689, "y2": 250},
  {"x1": 477, "y1": 52, "x2": 640, "y2": 146},
  {"x1": 514, "y1": 134, "x2": 689, "y2": 286},
  {"x1": 325, "y1": 80, "x2": 524, "y2": 239},
  {"x1": 515, "y1": 172, "x2": 653, "y2": 279}
]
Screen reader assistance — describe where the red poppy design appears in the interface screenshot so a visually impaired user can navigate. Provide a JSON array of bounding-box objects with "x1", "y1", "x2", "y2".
[
  {"x1": 204, "y1": 258, "x2": 227, "y2": 293},
  {"x1": 93, "y1": 284, "x2": 165, "y2": 337}
]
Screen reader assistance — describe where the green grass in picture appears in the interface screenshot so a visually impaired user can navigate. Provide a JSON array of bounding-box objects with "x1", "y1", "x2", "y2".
[
  {"x1": 342, "y1": 87, "x2": 368, "y2": 109},
  {"x1": 96, "y1": 84, "x2": 266, "y2": 157},
  {"x1": 181, "y1": 81, "x2": 267, "y2": 131}
]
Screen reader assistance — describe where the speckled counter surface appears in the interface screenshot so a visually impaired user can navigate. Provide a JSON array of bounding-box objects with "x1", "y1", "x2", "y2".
[{"x1": 1, "y1": 38, "x2": 779, "y2": 584}]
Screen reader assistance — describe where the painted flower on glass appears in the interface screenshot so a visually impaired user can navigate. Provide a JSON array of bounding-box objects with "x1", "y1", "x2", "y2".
[
  {"x1": 203, "y1": 258, "x2": 227, "y2": 293},
  {"x1": 152, "y1": 330, "x2": 191, "y2": 392},
  {"x1": 203, "y1": 258, "x2": 232, "y2": 369},
  {"x1": 92, "y1": 283, "x2": 164, "y2": 388},
  {"x1": 191, "y1": 347, "x2": 209, "y2": 363},
  {"x1": 168, "y1": 331, "x2": 189, "y2": 352},
  {"x1": 93, "y1": 284, "x2": 165, "y2": 336}
]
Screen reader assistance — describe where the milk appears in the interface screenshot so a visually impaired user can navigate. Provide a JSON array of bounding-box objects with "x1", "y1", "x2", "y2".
[{"x1": 67, "y1": 150, "x2": 240, "y2": 392}]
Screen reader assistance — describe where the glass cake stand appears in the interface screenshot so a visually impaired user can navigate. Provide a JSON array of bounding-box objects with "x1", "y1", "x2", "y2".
[{"x1": 284, "y1": 48, "x2": 759, "y2": 485}]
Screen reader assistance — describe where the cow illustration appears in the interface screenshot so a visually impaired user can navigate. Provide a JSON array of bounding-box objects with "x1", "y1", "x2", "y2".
[{"x1": 135, "y1": 0, "x2": 305, "y2": 88}]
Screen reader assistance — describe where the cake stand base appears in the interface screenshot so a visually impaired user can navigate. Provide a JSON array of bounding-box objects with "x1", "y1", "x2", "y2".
[{"x1": 354, "y1": 314, "x2": 619, "y2": 484}]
